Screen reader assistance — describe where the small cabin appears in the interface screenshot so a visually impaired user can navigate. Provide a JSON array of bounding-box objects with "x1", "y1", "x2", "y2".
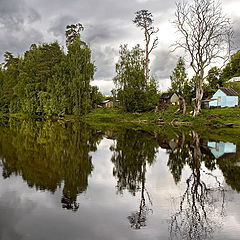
[
  {"x1": 100, "y1": 99, "x2": 114, "y2": 108},
  {"x1": 160, "y1": 93, "x2": 179, "y2": 105},
  {"x1": 209, "y1": 88, "x2": 239, "y2": 108}
]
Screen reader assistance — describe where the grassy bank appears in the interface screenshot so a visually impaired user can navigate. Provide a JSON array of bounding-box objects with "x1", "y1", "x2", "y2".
[
  {"x1": 81, "y1": 106, "x2": 240, "y2": 140},
  {"x1": 83, "y1": 106, "x2": 240, "y2": 126}
]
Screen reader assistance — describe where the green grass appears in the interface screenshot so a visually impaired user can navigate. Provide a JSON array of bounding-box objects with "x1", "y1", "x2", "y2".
[
  {"x1": 80, "y1": 106, "x2": 240, "y2": 140},
  {"x1": 1, "y1": 106, "x2": 239, "y2": 141},
  {"x1": 82, "y1": 106, "x2": 240, "y2": 125}
]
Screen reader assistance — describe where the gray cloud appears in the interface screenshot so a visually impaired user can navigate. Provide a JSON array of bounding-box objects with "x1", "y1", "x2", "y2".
[
  {"x1": 232, "y1": 17, "x2": 240, "y2": 50},
  {"x1": 0, "y1": 0, "x2": 238, "y2": 93},
  {"x1": 0, "y1": 0, "x2": 42, "y2": 59},
  {"x1": 48, "y1": 15, "x2": 78, "y2": 39},
  {"x1": 151, "y1": 49, "x2": 178, "y2": 80},
  {"x1": 0, "y1": 0, "x2": 40, "y2": 30},
  {"x1": 92, "y1": 46, "x2": 118, "y2": 80}
]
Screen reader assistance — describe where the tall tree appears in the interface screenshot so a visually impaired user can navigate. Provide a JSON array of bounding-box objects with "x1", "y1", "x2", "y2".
[
  {"x1": 1, "y1": 52, "x2": 19, "y2": 112},
  {"x1": 173, "y1": 0, "x2": 232, "y2": 116},
  {"x1": 170, "y1": 57, "x2": 191, "y2": 114},
  {"x1": 65, "y1": 24, "x2": 95, "y2": 115},
  {"x1": 14, "y1": 42, "x2": 63, "y2": 114},
  {"x1": 133, "y1": 10, "x2": 158, "y2": 80},
  {"x1": 65, "y1": 23, "x2": 84, "y2": 47},
  {"x1": 113, "y1": 44, "x2": 158, "y2": 112}
]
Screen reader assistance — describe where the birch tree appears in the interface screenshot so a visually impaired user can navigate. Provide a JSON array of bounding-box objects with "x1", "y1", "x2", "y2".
[{"x1": 173, "y1": 0, "x2": 232, "y2": 116}]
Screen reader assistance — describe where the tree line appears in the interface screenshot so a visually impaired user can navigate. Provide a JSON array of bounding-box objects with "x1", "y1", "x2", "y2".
[
  {"x1": 0, "y1": 24, "x2": 103, "y2": 116},
  {"x1": 0, "y1": 0, "x2": 237, "y2": 116}
]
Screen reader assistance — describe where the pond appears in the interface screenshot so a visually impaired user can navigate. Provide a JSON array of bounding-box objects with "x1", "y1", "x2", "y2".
[{"x1": 0, "y1": 119, "x2": 239, "y2": 240}]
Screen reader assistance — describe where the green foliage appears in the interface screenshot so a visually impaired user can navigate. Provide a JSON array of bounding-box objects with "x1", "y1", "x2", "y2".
[
  {"x1": 170, "y1": 57, "x2": 192, "y2": 103},
  {"x1": 65, "y1": 35, "x2": 95, "y2": 115},
  {"x1": 111, "y1": 129, "x2": 158, "y2": 195},
  {"x1": 0, "y1": 119, "x2": 102, "y2": 211},
  {"x1": 90, "y1": 86, "x2": 105, "y2": 108},
  {"x1": 0, "y1": 23, "x2": 96, "y2": 116},
  {"x1": 205, "y1": 67, "x2": 226, "y2": 91},
  {"x1": 113, "y1": 44, "x2": 159, "y2": 112},
  {"x1": 221, "y1": 50, "x2": 240, "y2": 81}
]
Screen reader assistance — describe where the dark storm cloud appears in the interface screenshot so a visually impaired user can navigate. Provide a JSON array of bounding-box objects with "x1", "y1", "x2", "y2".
[
  {"x1": 0, "y1": 29, "x2": 43, "y2": 58},
  {"x1": 151, "y1": 49, "x2": 178, "y2": 80},
  {"x1": 0, "y1": 0, "x2": 42, "y2": 59},
  {"x1": 0, "y1": 0, "x2": 40, "y2": 30},
  {"x1": 0, "y1": 0, "x2": 238, "y2": 92},
  {"x1": 48, "y1": 15, "x2": 78, "y2": 38}
]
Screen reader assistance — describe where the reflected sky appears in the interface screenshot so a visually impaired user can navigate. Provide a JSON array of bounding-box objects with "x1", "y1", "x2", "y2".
[{"x1": 0, "y1": 121, "x2": 239, "y2": 240}]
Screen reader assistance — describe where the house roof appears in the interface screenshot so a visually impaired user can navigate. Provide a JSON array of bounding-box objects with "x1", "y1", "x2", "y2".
[
  {"x1": 160, "y1": 93, "x2": 174, "y2": 99},
  {"x1": 229, "y1": 77, "x2": 240, "y2": 82},
  {"x1": 101, "y1": 99, "x2": 113, "y2": 104},
  {"x1": 202, "y1": 91, "x2": 214, "y2": 100},
  {"x1": 219, "y1": 88, "x2": 239, "y2": 96}
]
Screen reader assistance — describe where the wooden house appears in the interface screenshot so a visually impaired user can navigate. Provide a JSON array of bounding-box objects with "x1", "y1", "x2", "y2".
[
  {"x1": 209, "y1": 88, "x2": 239, "y2": 108},
  {"x1": 159, "y1": 93, "x2": 179, "y2": 105},
  {"x1": 100, "y1": 99, "x2": 114, "y2": 108}
]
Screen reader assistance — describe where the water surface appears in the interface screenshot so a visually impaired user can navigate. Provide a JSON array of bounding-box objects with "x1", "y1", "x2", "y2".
[{"x1": 0, "y1": 119, "x2": 239, "y2": 240}]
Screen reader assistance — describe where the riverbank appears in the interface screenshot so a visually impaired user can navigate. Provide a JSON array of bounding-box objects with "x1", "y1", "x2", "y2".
[
  {"x1": 83, "y1": 106, "x2": 240, "y2": 126},
  {"x1": 1, "y1": 106, "x2": 240, "y2": 142},
  {"x1": 81, "y1": 106, "x2": 240, "y2": 141}
]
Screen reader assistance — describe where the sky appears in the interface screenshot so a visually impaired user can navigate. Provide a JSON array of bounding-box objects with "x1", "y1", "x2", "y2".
[{"x1": 0, "y1": 0, "x2": 240, "y2": 95}]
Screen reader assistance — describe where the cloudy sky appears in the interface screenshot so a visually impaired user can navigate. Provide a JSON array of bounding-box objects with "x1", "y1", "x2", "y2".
[{"x1": 0, "y1": 0, "x2": 239, "y2": 94}]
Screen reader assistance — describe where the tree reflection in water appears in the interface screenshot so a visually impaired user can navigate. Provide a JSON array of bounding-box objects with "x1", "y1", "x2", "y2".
[
  {"x1": 165, "y1": 131, "x2": 226, "y2": 240},
  {"x1": 110, "y1": 129, "x2": 158, "y2": 229},
  {"x1": 0, "y1": 119, "x2": 102, "y2": 211}
]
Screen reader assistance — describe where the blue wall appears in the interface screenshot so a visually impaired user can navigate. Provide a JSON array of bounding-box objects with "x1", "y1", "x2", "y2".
[{"x1": 209, "y1": 89, "x2": 238, "y2": 107}]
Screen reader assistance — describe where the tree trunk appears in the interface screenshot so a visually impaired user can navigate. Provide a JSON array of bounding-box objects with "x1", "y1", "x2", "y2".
[
  {"x1": 193, "y1": 72, "x2": 204, "y2": 117},
  {"x1": 182, "y1": 98, "x2": 186, "y2": 115},
  {"x1": 179, "y1": 96, "x2": 187, "y2": 114},
  {"x1": 145, "y1": 40, "x2": 149, "y2": 81}
]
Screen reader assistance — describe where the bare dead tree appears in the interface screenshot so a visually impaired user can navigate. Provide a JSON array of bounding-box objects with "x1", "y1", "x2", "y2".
[
  {"x1": 133, "y1": 10, "x2": 159, "y2": 80},
  {"x1": 127, "y1": 162, "x2": 153, "y2": 229},
  {"x1": 169, "y1": 132, "x2": 226, "y2": 240},
  {"x1": 173, "y1": 0, "x2": 233, "y2": 116}
]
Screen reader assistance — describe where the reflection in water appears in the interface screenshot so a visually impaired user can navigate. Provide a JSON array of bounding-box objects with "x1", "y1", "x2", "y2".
[
  {"x1": 208, "y1": 141, "x2": 237, "y2": 159},
  {"x1": 0, "y1": 119, "x2": 102, "y2": 211},
  {"x1": 110, "y1": 130, "x2": 158, "y2": 229},
  {"x1": 0, "y1": 120, "x2": 239, "y2": 239},
  {"x1": 165, "y1": 132, "x2": 225, "y2": 240}
]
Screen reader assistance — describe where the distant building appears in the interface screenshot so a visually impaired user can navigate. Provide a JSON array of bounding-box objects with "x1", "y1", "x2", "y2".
[
  {"x1": 100, "y1": 99, "x2": 114, "y2": 108},
  {"x1": 228, "y1": 76, "x2": 240, "y2": 82},
  {"x1": 209, "y1": 88, "x2": 239, "y2": 108},
  {"x1": 159, "y1": 93, "x2": 179, "y2": 105}
]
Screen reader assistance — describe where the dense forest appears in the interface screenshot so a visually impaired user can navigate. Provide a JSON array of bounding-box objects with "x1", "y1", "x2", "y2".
[{"x1": 0, "y1": 23, "x2": 103, "y2": 116}]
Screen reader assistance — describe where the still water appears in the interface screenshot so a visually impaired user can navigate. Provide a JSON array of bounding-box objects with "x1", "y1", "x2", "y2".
[{"x1": 0, "y1": 119, "x2": 239, "y2": 240}]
